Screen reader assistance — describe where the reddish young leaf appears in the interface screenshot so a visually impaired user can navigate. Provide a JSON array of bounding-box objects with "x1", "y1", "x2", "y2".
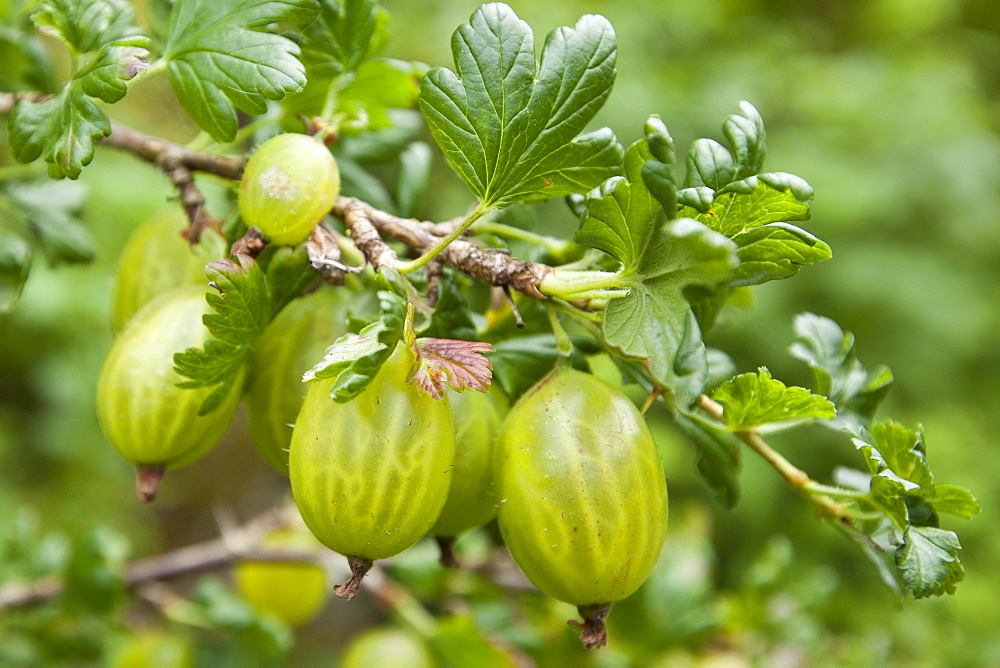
[{"x1": 410, "y1": 338, "x2": 495, "y2": 399}]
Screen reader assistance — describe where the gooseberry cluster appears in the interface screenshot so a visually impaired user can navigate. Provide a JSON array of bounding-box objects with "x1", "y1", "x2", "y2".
[{"x1": 96, "y1": 133, "x2": 668, "y2": 648}]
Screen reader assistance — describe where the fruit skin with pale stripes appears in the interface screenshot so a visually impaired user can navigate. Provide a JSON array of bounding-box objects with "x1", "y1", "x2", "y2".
[
  {"x1": 494, "y1": 367, "x2": 668, "y2": 608},
  {"x1": 110, "y1": 207, "x2": 226, "y2": 334},
  {"x1": 97, "y1": 285, "x2": 242, "y2": 476},
  {"x1": 289, "y1": 344, "x2": 454, "y2": 561}
]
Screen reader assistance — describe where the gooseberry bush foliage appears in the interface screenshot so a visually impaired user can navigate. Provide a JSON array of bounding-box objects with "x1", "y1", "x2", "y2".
[{"x1": 0, "y1": 0, "x2": 981, "y2": 663}]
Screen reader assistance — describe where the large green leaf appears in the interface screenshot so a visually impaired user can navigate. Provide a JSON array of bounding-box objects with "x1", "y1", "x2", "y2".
[
  {"x1": 163, "y1": 0, "x2": 319, "y2": 141},
  {"x1": 31, "y1": 0, "x2": 142, "y2": 53},
  {"x1": 420, "y1": 2, "x2": 622, "y2": 209},
  {"x1": 603, "y1": 218, "x2": 737, "y2": 405}
]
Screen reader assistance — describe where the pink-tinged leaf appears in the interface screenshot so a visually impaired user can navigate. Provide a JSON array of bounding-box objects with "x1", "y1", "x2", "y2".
[{"x1": 410, "y1": 337, "x2": 495, "y2": 399}]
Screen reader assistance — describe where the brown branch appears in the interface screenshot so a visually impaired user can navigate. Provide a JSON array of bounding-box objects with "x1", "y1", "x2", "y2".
[
  {"x1": 2, "y1": 92, "x2": 554, "y2": 300},
  {"x1": 330, "y1": 198, "x2": 552, "y2": 299}
]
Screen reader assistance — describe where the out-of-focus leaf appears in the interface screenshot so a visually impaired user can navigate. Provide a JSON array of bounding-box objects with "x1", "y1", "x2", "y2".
[
  {"x1": 300, "y1": 0, "x2": 388, "y2": 78},
  {"x1": 63, "y1": 527, "x2": 129, "y2": 613},
  {"x1": 673, "y1": 411, "x2": 741, "y2": 508},
  {"x1": 4, "y1": 179, "x2": 93, "y2": 264},
  {"x1": 790, "y1": 312, "x2": 894, "y2": 433},
  {"x1": 395, "y1": 141, "x2": 432, "y2": 218},
  {"x1": 0, "y1": 229, "x2": 32, "y2": 312},
  {"x1": 429, "y1": 615, "x2": 515, "y2": 668}
]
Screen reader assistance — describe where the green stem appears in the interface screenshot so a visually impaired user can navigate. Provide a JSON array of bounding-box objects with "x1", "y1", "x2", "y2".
[
  {"x1": 397, "y1": 204, "x2": 491, "y2": 274},
  {"x1": 472, "y1": 221, "x2": 571, "y2": 257},
  {"x1": 547, "y1": 307, "x2": 574, "y2": 358},
  {"x1": 803, "y1": 481, "x2": 867, "y2": 500},
  {"x1": 540, "y1": 270, "x2": 627, "y2": 301}
]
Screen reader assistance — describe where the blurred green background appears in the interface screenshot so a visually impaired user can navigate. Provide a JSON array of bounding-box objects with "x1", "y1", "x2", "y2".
[{"x1": 1, "y1": 0, "x2": 998, "y2": 665}]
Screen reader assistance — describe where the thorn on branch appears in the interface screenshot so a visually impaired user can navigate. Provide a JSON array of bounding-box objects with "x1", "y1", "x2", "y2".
[
  {"x1": 502, "y1": 286, "x2": 524, "y2": 327},
  {"x1": 306, "y1": 225, "x2": 356, "y2": 285}
]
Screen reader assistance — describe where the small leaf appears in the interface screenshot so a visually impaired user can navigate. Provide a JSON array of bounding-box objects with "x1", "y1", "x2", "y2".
[
  {"x1": 921, "y1": 484, "x2": 981, "y2": 520},
  {"x1": 173, "y1": 256, "x2": 270, "y2": 414},
  {"x1": 852, "y1": 421, "x2": 933, "y2": 491},
  {"x1": 420, "y1": 3, "x2": 623, "y2": 209},
  {"x1": 409, "y1": 338, "x2": 494, "y2": 399},
  {"x1": 575, "y1": 139, "x2": 661, "y2": 267},
  {"x1": 76, "y1": 38, "x2": 150, "y2": 104},
  {"x1": 711, "y1": 367, "x2": 836, "y2": 432},
  {"x1": 303, "y1": 270, "x2": 407, "y2": 401},
  {"x1": 724, "y1": 100, "x2": 766, "y2": 179},
  {"x1": 163, "y1": 0, "x2": 319, "y2": 141},
  {"x1": 895, "y1": 526, "x2": 965, "y2": 598},
  {"x1": 262, "y1": 245, "x2": 315, "y2": 318},
  {"x1": 790, "y1": 312, "x2": 893, "y2": 432},
  {"x1": 684, "y1": 138, "x2": 736, "y2": 191}
]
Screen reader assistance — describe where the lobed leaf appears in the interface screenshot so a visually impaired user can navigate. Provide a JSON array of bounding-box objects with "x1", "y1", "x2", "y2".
[
  {"x1": 420, "y1": 2, "x2": 623, "y2": 209},
  {"x1": 173, "y1": 257, "x2": 270, "y2": 414},
  {"x1": 575, "y1": 139, "x2": 661, "y2": 267},
  {"x1": 409, "y1": 338, "x2": 495, "y2": 399},
  {"x1": 163, "y1": 0, "x2": 319, "y2": 141},
  {"x1": 711, "y1": 367, "x2": 836, "y2": 432},
  {"x1": 895, "y1": 526, "x2": 965, "y2": 598}
]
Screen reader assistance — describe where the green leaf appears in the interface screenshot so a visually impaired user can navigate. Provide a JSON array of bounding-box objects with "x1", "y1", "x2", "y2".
[
  {"x1": 337, "y1": 59, "x2": 420, "y2": 132},
  {"x1": 420, "y1": 3, "x2": 622, "y2": 209},
  {"x1": 0, "y1": 229, "x2": 32, "y2": 312},
  {"x1": 710, "y1": 367, "x2": 836, "y2": 432},
  {"x1": 7, "y1": 1, "x2": 148, "y2": 178},
  {"x1": 575, "y1": 139, "x2": 661, "y2": 267},
  {"x1": 7, "y1": 38, "x2": 148, "y2": 179},
  {"x1": 302, "y1": 269, "x2": 407, "y2": 401},
  {"x1": 602, "y1": 218, "x2": 738, "y2": 405},
  {"x1": 681, "y1": 174, "x2": 813, "y2": 238},
  {"x1": 32, "y1": 0, "x2": 142, "y2": 53},
  {"x1": 4, "y1": 179, "x2": 94, "y2": 264},
  {"x1": 685, "y1": 138, "x2": 736, "y2": 191},
  {"x1": 921, "y1": 484, "x2": 981, "y2": 520},
  {"x1": 429, "y1": 615, "x2": 514, "y2": 667},
  {"x1": 76, "y1": 38, "x2": 150, "y2": 103},
  {"x1": 672, "y1": 411, "x2": 741, "y2": 508},
  {"x1": 260, "y1": 244, "x2": 315, "y2": 318},
  {"x1": 895, "y1": 526, "x2": 965, "y2": 598},
  {"x1": 731, "y1": 222, "x2": 832, "y2": 287},
  {"x1": 395, "y1": 141, "x2": 432, "y2": 218},
  {"x1": 193, "y1": 577, "x2": 293, "y2": 659},
  {"x1": 789, "y1": 312, "x2": 893, "y2": 433},
  {"x1": 173, "y1": 257, "x2": 270, "y2": 414},
  {"x1": 300, "y1": 0, "x2": 388, "y2": 78},
  {"x1": 63, "y1": 527, "x2": 129, "y2": 613},
  {"x1": 724, "y1": 100, "x2": 766, "y2": 179},
  {"x1": 640, "y1": 115, "x2": 678, "y2": 218},
  {"x1": 163, "y1": 0, "x2": 319, "y2": 141},
  {"x1": 487, "y1": 334, "x2": 590, "y2": 402}
]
